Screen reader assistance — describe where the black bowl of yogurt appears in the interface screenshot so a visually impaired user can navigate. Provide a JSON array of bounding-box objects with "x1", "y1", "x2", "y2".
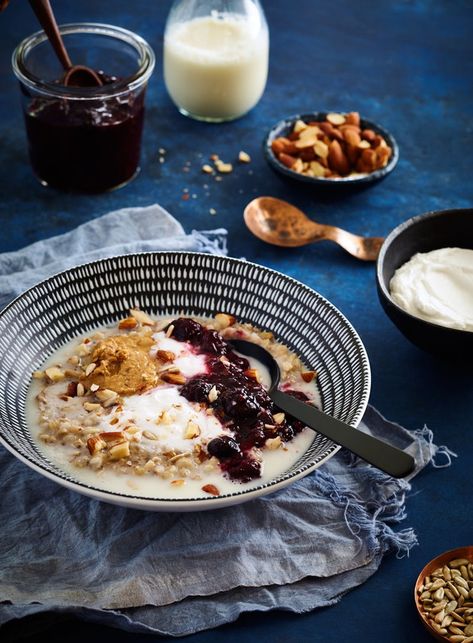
[{"x1": 376, "y1": 208, "x2": 473, "y2": 358}]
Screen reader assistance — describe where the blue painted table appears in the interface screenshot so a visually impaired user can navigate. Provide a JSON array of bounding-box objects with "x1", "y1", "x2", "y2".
[{"x1": 1, "y1": 1, "x2": 472, "y2": 641}]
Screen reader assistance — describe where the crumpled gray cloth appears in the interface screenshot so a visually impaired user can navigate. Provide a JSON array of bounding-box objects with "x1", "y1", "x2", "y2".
[
  {"x1": 0, "y1": 204, "x2": 456, "y2": 638},
  {"x1": 0, "y1": 203, "x2": 227, "y2": 311}
]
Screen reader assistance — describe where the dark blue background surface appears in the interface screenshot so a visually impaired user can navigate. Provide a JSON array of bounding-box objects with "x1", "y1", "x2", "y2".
[{"x1": 1, "y1": 1, "x2": 472, "y2": 641}]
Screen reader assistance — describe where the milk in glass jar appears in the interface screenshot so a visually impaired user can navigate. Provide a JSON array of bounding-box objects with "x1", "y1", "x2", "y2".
[{"x1": 164, "y1": 0, "x2": 269, "y2": 122}]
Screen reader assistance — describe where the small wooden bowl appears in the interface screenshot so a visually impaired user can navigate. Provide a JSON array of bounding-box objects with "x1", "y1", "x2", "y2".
[{"x1": 414, "y1": 546, "x2": 473, "y2": 641}]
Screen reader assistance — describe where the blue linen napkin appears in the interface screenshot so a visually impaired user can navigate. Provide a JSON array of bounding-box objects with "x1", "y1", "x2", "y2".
[{"x1": 0, "y1": 204, "x2": 455, "y2": 638}]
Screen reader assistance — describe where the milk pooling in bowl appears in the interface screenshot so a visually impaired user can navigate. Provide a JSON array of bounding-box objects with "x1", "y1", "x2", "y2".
[{"x1": 164, "y1": 9, "x2": 269, "y2": 121}]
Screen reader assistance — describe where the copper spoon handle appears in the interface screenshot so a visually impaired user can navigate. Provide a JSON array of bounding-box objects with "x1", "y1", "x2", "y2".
[
  {"x1": 307, "y1": 222, "x2": 384, "y2": 262},
  {"x1": 29, "y1": 0, "x2": 72, "y2": 70}
]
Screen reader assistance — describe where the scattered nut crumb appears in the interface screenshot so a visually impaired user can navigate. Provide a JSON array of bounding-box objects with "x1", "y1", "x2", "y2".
[
  {"x1": 238, "y1": 150, "x2": 251, "y2": 163},
  {"x1": 214, "y1": 159, "x2": 233, "y2": 173}
]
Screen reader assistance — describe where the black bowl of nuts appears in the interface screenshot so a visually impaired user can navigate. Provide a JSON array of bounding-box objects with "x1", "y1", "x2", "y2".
[
  {"x1": 414, "y1": 546, "x2": 473, "y2": 641},
  {"x1": 264, "y1": 111, "x2": 399, "y2": 187}
]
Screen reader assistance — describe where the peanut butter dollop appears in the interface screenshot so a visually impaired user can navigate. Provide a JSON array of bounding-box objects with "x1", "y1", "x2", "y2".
[{"x1": 82, "y1": 334, "x2": 157, "y2": 395}]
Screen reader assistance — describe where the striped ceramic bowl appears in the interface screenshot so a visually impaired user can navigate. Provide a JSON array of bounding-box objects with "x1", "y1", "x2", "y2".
[{"x1": 0, "y1": 252, "x2": 370, "y2": 511}]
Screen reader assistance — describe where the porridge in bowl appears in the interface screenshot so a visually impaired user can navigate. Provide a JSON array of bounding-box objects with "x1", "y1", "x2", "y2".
[{"x1": 29, "y1": 311, "x2": 319, "y2": 498}]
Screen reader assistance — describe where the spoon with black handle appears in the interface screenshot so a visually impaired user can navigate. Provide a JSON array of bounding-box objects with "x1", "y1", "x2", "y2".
[{"x1": 229, "y1": 339, "x2": 415, "y2": 479}]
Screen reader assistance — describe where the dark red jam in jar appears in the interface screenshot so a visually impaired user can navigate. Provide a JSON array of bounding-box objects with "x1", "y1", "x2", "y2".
[
  {"x1": 12, "y1": 24, "x2": 155, "y2": 192},
  {"x1": 24, "y1": 76, "x2": 145, "y2": 192}
]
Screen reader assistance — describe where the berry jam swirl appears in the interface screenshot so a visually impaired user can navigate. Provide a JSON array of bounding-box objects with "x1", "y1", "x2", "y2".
[{"x1": 166, "y1": 318, "x2": 313, "y2": 483}]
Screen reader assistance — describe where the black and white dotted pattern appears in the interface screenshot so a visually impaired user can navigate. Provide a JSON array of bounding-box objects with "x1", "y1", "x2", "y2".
[{"x1": 0, "y1": 252, "x2": 371, "y2": 506}]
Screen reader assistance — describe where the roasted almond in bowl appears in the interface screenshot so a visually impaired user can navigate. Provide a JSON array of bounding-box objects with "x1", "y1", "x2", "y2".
[{"x1": 264, "y1": 111, "x2": 399, "y2": 187}]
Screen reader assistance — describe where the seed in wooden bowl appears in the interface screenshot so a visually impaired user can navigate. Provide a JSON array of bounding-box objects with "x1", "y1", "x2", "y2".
[{"x1": 416, "y1": 551, "x2": 473, "y2": 641}]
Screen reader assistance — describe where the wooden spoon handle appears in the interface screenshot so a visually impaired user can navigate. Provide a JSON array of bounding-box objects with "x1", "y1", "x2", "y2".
[{"x1": 29, "y1": 0, "x2": 72, "y2": 71}]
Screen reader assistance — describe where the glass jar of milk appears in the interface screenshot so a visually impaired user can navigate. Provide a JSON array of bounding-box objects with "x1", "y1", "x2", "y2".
[{"x1": 164, "y1": 0, "x2": 269, "y2": 122}]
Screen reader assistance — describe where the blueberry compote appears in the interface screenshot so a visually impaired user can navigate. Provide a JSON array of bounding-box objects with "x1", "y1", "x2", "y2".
[
  {"x1": 167, "y1": 318, "x2": 311, "y2": 483},
  {"x1": 23, "y1": 72, "x2": 145, "y2": 192}
]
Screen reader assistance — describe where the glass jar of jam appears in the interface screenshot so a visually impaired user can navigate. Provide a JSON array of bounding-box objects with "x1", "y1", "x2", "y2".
[{"x1": 12, "y1": 24, "x2": 155, "y2": 192}]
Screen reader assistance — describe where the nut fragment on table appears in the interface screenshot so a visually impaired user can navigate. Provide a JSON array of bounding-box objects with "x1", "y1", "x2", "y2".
[
  {"x1": 417, "y1": 555, "x2": 473, "y2": 640},
  {"x1": 271, "y1": 112, "x2": 392, "y2": 178}
]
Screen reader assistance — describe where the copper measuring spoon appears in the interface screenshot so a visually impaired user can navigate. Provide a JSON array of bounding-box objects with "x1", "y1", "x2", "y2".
[
  {"x1": 244, "y1": 197, "x2": 384, "y2": 261},
  {"x1": 29, "y1": 0, "x2": 103, "y2": 87}
]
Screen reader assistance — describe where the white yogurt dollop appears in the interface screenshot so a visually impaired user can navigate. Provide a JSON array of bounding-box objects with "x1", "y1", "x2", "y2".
[{"x1": 390, "y1": 247, "x2": 473, "y2": 331}]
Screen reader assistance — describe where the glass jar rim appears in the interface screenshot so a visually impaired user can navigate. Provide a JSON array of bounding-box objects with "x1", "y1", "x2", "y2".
[{"x1": 12, "y1": 22, "x2": 155, "y2": 100}]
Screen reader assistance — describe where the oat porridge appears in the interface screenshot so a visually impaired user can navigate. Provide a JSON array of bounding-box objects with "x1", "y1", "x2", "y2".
[{"x1": 28, "y1": 311, "x2": 320, "y2": 498}]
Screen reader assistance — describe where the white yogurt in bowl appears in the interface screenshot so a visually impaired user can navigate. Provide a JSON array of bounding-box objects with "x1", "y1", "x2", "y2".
[{"x1": 389, "y1": 247, "x2": 473, "y2": 331}]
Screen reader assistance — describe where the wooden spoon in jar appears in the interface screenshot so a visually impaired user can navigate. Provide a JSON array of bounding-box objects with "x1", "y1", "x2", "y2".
[
  {"x1": 28, "y1": 0, "x2": 103, "y2": 87},
  {"x1": 244, "y1": 197, "x2": 384, "y2": 261}
]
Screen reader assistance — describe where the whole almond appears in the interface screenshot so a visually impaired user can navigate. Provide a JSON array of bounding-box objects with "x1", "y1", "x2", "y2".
[
  {"x1": 278, "y1": 152, "x2": 297, "y2": 169},
  {"x1": 319, "y1": 122, "x2": 344, "y2": 142},
  {"x1": 345, "y1": 111, "x2": 360, "y2": 126},
  {"x1": 346, "y1": 144, "x2": 361, "y2": 165},
  {"x1": 271, "y1": 138, "x2": 287, "y2": 155},
  {"x1": 360, "y1": 148, "x2": 377, "y2": 171},
  {"x1": 343, "y1": 128, "x2": 361, "y2": 147},
  {"x1": 202, "y1": 484, "x2": 220, "y2": 496},
  {"x1": 328, "y1": 140, "x2": 350, "y2": 175},
  {"x1": 361, "y1": 129, "x2": 377, "y2": 142},
  {"x1": 118, "y1": 317, "x2": 138, "y2": 330}
]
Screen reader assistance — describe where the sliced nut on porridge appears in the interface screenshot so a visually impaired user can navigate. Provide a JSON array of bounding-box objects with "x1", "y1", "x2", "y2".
[
  {"x1": 171, "y1": 479, "x2": 185, "y2": 486},
  {"x1": 109, "y1": 441, "x2": 130, "y2": 460},
  {"x1": 202, "y1": 484, "x2": 220, "y2": 496},
  {"x1": 266, "y1": 436, "x2": 282, "y2": 450},
  {"x1": 244, "y1": 368, "x2": 260, "y2": 382},
  {"x1": 301, "y1": 370, "x2": 317, "y2": 382},
  {"x1": 158, "y1": 365, "x2": 180, "y2": 375},
  {"x1": 143, "y1": 430, "x2": 159, "y2": 441},
  {"x1": 83, "y1": 402, "x2": 101, "y2": 412},
  {"x1": 184, "y1": 421, "x2": 200, "y2": 439},
  {"x1": 161, "y1": 372, "x2": 186, "y2": 385},
  {"x1": 96, "y1": 389, "x2": 118, "y2": 403},
  {"x1": 99, "y1": 431, "x2": 126, "y2": 443},
  {"x1": 168, "y1": 451, "x2": 192, "y2": 463},
  {"x1": 89, "y1": 383, "x2": 99, "y2": 392},
  {"x1": 272, "y1": 412, "x2": 285, "y2": 425},
  {"x1": 214, "y1": 313, "x2": 236, "y2": 329},
  {"x1": 208, "y1": 386, "x2": 219, "y2": 403},
  {"x1": 130, "y1": 309, "x2": 154, "y2": 325},
  {"x1": 89, "y1": 454, "x2": 104, "y2": 470},
  {"x1": 157, "y1": 349, "x2": 176, "y2": 362},
  {"x1": 77, "y1": 342, "x2": 92, "y2": 356},
  {"x1": 45, "y1": 366, "x2": 65, "y2": 382},
  {"x1": 32, "y1": 370, "x2": 45, "y2": 379},
  {"x1": 118, "y1": 317, "x2": 138, "y2": 330},
  {"x1": 86, "y1": 435, "x2": 106, "y2": 455},
  {"x1": 85, "y1": 362, "x2": 97, "y2": 377},
  {"x1": 66, "y1": 382, "x2": 78, "y2": 397},
  {"x1": 64, "y1": 368, "x2": 82, "y2": 379}
]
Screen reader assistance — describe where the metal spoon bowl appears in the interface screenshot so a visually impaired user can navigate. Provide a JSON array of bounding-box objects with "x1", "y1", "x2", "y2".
[
  {"x1": 244, "y1": 196, "x2": 384, "y2": 261},
  {"x1": 229, "y1": 338, "x2": 415, "y2": 479}
]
